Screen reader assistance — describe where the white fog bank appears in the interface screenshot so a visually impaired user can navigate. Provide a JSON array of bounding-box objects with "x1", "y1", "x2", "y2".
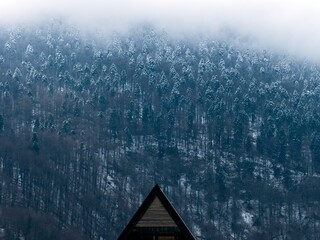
[{"x1": 0, "y1": 0, "x2": 320, "y2": 62}]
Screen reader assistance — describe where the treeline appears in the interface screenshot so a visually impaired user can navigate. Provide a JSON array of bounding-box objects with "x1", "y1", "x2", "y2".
[{"x1": 0, "y1": 22, "x2": 320, "y2": 239}]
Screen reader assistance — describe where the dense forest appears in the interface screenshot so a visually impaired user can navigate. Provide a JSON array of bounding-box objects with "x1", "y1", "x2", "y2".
[{"x1": 0, "y1": 21, "x2": 320, "y2": 239}]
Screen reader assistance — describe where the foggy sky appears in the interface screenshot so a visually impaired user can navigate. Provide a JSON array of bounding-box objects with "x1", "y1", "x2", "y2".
[{"x1": 0, "y1": 0, "x2": 320, "y2": 62}]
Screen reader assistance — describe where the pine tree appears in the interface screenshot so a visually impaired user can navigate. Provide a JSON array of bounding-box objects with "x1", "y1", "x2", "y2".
[
  {"x1": 32, "y1": 132, "x2": 39, "y2": 154},
  {"x1": 0, "y1": 114, "x2": 3, "y2": 132}
]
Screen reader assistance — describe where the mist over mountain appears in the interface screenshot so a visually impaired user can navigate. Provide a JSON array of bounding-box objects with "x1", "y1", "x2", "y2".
[
  {"x1": 0, "y1": 20, "x2": 320, "y2": 239},
  {"x1": 1, "y1": 0, "x2": 320, "y2": 62},
  {"x1": 1, "y1": 1, "x2": 320, "y2": 239}
]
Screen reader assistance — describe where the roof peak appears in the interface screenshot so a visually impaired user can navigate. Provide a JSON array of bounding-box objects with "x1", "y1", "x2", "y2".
[{"x1": 117, "y1": 184, "x2": 196, "y2": 239}]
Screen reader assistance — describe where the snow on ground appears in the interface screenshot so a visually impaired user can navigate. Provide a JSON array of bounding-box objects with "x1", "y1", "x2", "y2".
[
  {"x1": 192, "y1": 224, "x2": 202, "y2": 238},
  {"x1": 241, "y1": 210, "x2": 253, "y2": 226}
]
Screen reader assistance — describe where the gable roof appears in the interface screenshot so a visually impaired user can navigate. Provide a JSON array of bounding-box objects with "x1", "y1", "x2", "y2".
[{"x1": 117, "y1": 184, "x2": 196, "y2": 240}]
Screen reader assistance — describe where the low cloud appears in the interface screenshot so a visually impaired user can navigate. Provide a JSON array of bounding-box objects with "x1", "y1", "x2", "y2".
[{"x1": 0, "y1": 0, "x2": 320, "y2": 62}]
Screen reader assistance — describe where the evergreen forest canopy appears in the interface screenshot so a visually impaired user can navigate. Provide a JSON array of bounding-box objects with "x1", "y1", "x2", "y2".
[{"x1": 0, "y1": 21, "x2": 320, "y2": 239}]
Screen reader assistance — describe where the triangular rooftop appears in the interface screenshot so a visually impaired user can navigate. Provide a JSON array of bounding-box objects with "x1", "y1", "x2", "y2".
[{"x1": 117, "y1": 184, "x2": 196, "y2": 240}]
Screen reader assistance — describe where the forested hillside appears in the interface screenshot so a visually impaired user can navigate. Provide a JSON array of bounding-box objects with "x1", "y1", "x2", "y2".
[{"x1": 0, "y1": 22, "x2": 320, "y2": 239}]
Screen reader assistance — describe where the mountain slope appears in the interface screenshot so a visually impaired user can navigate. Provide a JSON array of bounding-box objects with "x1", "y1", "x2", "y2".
[{"x1": 0, "y1": 22, "x2": 320, "y2": 239}]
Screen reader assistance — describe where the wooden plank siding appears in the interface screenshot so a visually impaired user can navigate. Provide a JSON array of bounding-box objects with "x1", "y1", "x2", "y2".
[{"x1": 136, "y1": 197, "x2": 177, "y2": 227}]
